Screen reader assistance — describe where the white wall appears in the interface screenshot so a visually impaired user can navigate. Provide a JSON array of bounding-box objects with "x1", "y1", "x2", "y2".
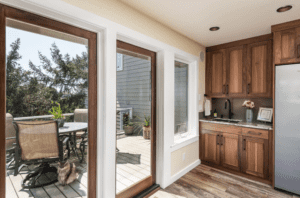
[{"x1": 1, "y1": 0, "x2": 204, "y2": 197}]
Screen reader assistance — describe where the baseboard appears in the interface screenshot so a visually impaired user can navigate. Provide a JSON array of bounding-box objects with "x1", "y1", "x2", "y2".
[{"x1": 164, "y1": 159, "x2": 201, "y2": 188}]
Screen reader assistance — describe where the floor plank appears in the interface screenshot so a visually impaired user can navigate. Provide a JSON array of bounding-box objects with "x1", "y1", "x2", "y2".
[{"x1": 151, "y1": 164, "x2": 298, "y2": 198}]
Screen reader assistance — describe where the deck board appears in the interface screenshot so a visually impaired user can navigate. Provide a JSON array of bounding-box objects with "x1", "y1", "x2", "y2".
[
  {"x1": 6, "y1": 136, "x2": 149, "y2": 197},
  {"x1": 116, "y1": 136, "x2": 151, "y2": 194}
]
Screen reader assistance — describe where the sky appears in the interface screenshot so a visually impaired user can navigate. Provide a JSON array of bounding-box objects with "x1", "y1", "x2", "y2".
[{"x1": 6, "y1": 26, "x2": 87, "y2": 72}]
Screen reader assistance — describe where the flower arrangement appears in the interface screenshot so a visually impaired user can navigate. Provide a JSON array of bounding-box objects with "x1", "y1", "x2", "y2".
[
  {"x1": 49, "y1": 101, "x2": 65, "y2": 120},
  {"x1": 242, "y1": 100, "x2": 255, "y2": 109}
]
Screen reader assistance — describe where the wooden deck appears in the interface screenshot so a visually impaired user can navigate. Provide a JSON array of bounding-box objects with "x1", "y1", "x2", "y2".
[
  {"x1": 116, "y1": 135, "x2": 151, "y2": 194},
  {"x1": 6, "y1": 135, "x2": 150, "y2": 197}
]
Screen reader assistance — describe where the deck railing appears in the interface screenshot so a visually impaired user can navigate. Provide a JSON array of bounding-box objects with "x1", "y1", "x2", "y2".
[{"x1": 14, "y1": 113, "x2": 74, "y2": 121}]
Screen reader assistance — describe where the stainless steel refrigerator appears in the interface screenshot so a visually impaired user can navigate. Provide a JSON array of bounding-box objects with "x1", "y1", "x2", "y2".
[{"x1": 275, "y1": 64, "x2": 300, "y2": 195}]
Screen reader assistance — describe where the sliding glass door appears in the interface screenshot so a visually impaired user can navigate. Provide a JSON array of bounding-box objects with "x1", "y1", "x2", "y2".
[{"x1": 116, "y1": 41, "x2": 156, "y2": 198}]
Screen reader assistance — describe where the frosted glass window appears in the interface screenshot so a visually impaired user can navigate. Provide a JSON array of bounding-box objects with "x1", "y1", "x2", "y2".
[{"x1": 174, "y1": 61, "x2": 188, "y2": 134}]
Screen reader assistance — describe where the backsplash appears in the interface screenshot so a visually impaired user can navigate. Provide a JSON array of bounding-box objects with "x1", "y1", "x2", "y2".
[{"x1": 207, "y1": 98, "x2": 273, "y2": 122}]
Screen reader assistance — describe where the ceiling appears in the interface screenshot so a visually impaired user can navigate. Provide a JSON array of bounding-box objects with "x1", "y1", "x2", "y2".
[{"x1": 119, "y1": 0, "x2": 300, "y2": 47}]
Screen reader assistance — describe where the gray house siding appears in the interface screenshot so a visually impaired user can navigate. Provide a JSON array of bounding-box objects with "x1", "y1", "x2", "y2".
[
  {"x1": 116, "y1": 54, "x2": 151, "y2": 135},
  {"x1": 174, "y1": 62, "x2": 188, "y2": 134}
]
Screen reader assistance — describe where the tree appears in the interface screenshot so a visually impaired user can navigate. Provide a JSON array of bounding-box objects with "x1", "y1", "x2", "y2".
[
  {"x1": 6, "y1": 39, "x2": 88, "y2": 117},
  {"x1": 28, "y1": 42, "x2": 88, "y2": 115},
  {"x1": 6, "y1": 38, "x2": 31, "y2": 117}
]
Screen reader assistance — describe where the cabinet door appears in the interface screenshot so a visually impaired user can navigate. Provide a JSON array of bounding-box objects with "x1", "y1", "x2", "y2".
[
  {"x1": 201, "y1": 130, "x2": 220, "y2": 165},
  {"x1": 247, "y1": 40, "x2": 272, "y2": 98},
  {"x1": 220, "y1": 133, "x2": 241, "y2": 171},
  {"x1": 206, "y1": 50, "x2": 227, "y2": 97},
  {"x1": 226, "y1": 45, "x2": 247, "y2": 97},
  {"x1": 274, "y1": 27, "x2": 300, "y2": 65},
  {"x1": 241, "y1": 136, "x2": 269, "y2": 179}
]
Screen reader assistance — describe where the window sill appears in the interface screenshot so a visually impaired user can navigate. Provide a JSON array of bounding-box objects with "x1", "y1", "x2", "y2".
[{"x1": 171, "y1": 134, "x2": 199, "y2": 152}]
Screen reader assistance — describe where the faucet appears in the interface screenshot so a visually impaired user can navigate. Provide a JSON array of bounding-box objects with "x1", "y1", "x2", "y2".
[{"x1": 225, "y1": 99, "x2": 234, "y2": 119}]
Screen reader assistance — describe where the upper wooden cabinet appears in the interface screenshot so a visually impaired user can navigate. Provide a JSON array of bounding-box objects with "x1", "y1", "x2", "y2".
[
  {"x1": 273, "y1": 20, "x2": 300, "y2": 65},
  {"x1": 206, "y1": 34, "x2": 273, "y2": 98},
  {"x1": 227, "y1": 45, "x2": 247, "y2": 97},
  {"x1": 247, "y1": 40, "x2": 272, "y2": 98},
  {"x1": 206, "y1": 50, "x2": 227, "y2": 97}
]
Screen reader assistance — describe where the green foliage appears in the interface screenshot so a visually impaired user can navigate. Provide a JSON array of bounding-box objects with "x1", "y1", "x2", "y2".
[
  {"x1": 123, "y1": 113, "x2": 133, "y2": 126},
  {"x1": 144, "y1": 115, "x2": 151, "y2": 127},
  {"x1": 6, "y1": 38, "x2": 88, "y2": 118},
  {"x1": 48, "y1": 101, "x2": 65, "y2": 119}
]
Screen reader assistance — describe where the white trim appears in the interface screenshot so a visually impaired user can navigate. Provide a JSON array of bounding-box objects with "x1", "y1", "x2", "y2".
[
  {"x1": 1, "y1": 0, "x2": 202, "y2": 197},
  {"x1": 166, "y1": 159, "x2": 201, "y2": 188},
  {"x1": 171, "y1": 135, "x2": 199, "y2": 152}
]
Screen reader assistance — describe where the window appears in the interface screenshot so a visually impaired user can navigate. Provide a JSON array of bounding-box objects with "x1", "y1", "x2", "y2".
[{"x1": 174, "y1": 61, "x2": 188, "y2": 134}]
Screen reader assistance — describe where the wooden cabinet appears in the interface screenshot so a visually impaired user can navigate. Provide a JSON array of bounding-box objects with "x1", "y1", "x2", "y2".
[
  {"x1": 206, "y1": 50, "x2": 227, "y2": 97},
  {"x1": 226, "y1": 45, "x2": 247, "y2": 97},
  {"x1": 200, "y1": 121, "x2": 272, "y2": 182},
  {"x1": 206, "y1": 34, "x2": 272, "y2": 98},
  {"x1": 247, "y1": 40, "x2": 273, "y2": 98},
  {"x1": 273, "y1": 26, "x2": 300, "y2": 65},
  {"x1": 220, "y1": 133, "x2": 241, "y2": 172},
  {"x1": 200, "y1": 129, "x2": 220, "y2": 165},
  {"x1": 241, "y1": 136, "x2": 269, "y2": 179}
]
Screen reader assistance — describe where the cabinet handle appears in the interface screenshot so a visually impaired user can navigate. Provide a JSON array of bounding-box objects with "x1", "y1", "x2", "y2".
[
  {"x1": 222, "y1": 85, "x2": 225, "y2": 94},
  {"x1": 247, "y1": 84, "x2": 250, "y2": 94},
  {"x1": 216, "y1": 135, "x2": 219, "y2": 145},
  {"x1": 248, "y1": 131, "x2": 262, "y2": 136},
  {"x1": 243, "y1": 139, "x2": 246, "y2": 150},
  {"x1": 297, "y1": 45, "x2": 300, "y2": 58},
  {"x1": 226, "y1": 85, "x2": 229, "y2": 94},
  {"x1": 220, "y1": 135, "x2": 223, "y2": 145}
]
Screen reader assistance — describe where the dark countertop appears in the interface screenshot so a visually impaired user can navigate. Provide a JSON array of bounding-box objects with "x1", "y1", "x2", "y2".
[{"x1": 199, "y1": 118, "x2": 273, "y2": 130}]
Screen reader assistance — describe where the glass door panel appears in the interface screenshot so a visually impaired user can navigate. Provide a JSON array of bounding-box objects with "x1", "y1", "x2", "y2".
[{"x1": 116, "y1": 41, "x2": 156, "y2": 198}]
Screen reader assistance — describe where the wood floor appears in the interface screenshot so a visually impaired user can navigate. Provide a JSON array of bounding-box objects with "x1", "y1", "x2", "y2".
[
  {"x1": 116, "y1": 135, "x2": 151, "y2": 194},
  {"x1": 150, "y1": 164, "x2": 300, "y2": 198}
]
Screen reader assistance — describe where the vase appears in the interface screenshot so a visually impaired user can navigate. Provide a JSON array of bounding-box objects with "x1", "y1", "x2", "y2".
[
  {"x1": 143, "y1": 126, "x2": 151, "y2": 139},
  {"x1": 246, "y1": 109, "x2": 253, "y2": 122},
  {"x1": 56, "y1": 119, "x2": 65, "y2": 127},
  {"x1": 124, "y1": 126, "x2": 134, "y2": 135}
]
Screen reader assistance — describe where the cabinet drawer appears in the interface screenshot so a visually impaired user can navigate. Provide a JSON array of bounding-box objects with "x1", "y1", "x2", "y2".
[
  {"x1": 242, "y1": 128, "x2": 268, "y2": 139},
  {"x1": 201, "y1": 122, "x2": 242, "y2": 135}
]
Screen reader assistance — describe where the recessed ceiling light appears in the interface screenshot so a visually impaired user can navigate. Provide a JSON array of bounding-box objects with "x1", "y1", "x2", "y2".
[
  {"x1": 277, "y1": 5, "x2": 292, "y2": 13},
  {"x1": 209, "y1": 27, "x2": 220, "y2": 31}
]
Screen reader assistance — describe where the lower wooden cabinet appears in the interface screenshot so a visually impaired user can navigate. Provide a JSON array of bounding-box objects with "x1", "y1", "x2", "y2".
[
  {"x1": 220, "y1": 133, "x2": 241, "y2": 172},
  {"x1": 241, "y1": 136, "x2": 269, "y2": 179},
  {"x1": 200, "y1": 122, "x2": 272, "y2": 182},
  {"x1": 201, "y1": 130, "x2": 220, "y2": 165}
]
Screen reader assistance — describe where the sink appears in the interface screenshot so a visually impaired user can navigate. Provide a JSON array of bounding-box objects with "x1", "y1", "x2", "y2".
[{"x1": 212, "y1": 118, "x2": 242, "y2": 123}]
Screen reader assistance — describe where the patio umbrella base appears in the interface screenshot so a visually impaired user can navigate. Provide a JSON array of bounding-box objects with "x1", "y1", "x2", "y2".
[{"x1": 22, "y1": 163, "x2": 58, "y2": 189}]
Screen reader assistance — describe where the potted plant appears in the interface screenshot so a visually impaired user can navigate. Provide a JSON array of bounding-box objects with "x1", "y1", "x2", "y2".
[
  {"x1": 49, "y1": 101, "x2": 66, "y2": 127},
  {"x1": 143, "y1": 115, "x2": 151, "y2": 139},
  {"x1": 123, "y1": 113, "x2": 134, "y2": 135},
  {"x1": 242, "y1": 100, "x2": 255, "y2": 122}
]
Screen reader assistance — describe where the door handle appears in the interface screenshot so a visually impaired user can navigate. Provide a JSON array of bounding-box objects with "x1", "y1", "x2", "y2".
[
  {"x1": 220, "y1": 135, "x2": 223, "y2": 146},
  {"x1": 216, "y1": 135, "x2": 220, "y2": 145},
  {"x1": 243, "y1": 139, "x2": 246, "y2": 150},
  {"x1": 247, "y1": 84, "x2": 250, "y2": 94},
  {"x1": 226, "y1": 85, "x2": 229, "y2": 94},
  {"x1": 248, "y1": 131, "x2": 262, "y2": 136}
]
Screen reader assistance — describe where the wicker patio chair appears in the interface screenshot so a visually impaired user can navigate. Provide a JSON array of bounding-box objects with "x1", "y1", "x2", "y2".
[
  {"x1": 13, "y1": 120, "x2": 69, "y2": 188},
  {"x1": 6, "y1": 113, "x2": 16, "y2": 169},
  {"x1": 74, "y1": 109, "x2": 88, "y2": 163}
]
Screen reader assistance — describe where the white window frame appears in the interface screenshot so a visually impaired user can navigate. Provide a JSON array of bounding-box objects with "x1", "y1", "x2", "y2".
[{"x1": 173, "y1": 58, "x2": 198, "y2": 146}]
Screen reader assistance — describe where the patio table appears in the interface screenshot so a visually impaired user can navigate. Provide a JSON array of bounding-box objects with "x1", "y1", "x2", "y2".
[{"x1": 59, "y1": 122, "x2": 87, "y2": 162}]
